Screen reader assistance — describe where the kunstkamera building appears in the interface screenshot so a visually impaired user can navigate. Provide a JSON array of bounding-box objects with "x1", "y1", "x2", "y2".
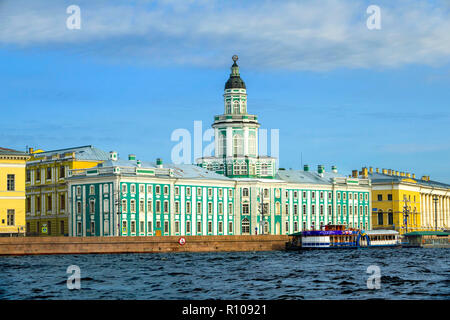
[{"x1": 67, "y1": 57, "x2": 372, "y2": 237}]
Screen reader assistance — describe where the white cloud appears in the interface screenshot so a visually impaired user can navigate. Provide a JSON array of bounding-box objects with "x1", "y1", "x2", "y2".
[{"x1": 1, "y1": 0, "x2": 449, "y2": 71}]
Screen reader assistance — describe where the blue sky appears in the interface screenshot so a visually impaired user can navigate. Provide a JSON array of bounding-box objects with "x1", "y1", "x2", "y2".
[{"x1": 1, "y1": 0, "x2": 450, "y2": 182}]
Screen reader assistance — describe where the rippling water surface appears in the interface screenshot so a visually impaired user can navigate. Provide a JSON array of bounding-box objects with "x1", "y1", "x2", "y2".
[{"x1": 0, "y1": 248, "x2": 449, "y2": 299}]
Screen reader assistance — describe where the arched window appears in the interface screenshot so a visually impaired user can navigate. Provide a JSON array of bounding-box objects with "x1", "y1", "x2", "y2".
[
  {"x1": 388, "y1": 210, "x2": 393, "y2": 225},
  {"x1": 233, "y1": 101, "x2": 240, "y2": 114},
  {"x1": 241, "y1": 218, "x2": 250, "y2": 234},
  {"x1": 378, "y1": 210, "x2": 384, "y2": 225},
  {"x1": 248, "y1": 134, "x2": 256, "y2": 156},
  {"x1": 241, "y1": 101, "x2": 247, "y2": 114},
  {"x1": 218, "y1": 134, "x2": 226, "y2": 156},
  {"x1": 226, "y1": 101, "x2": 231, "y2": 114},
  {"x1": 233, "y1": 134, "x2": 243, "y2": 156}
]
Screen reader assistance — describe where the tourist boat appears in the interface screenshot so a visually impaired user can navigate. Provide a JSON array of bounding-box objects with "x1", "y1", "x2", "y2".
[
  {"x1": 402, "y1": 231, "x2": 450, "y2": 248},
  {"x1": 285, "y1": 224, "x2": 400, "y2": 250}
]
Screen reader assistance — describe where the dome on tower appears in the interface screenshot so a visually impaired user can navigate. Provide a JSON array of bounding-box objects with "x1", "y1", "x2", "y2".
[{"x1": 225, "y1": 55, "x2": 246, "y2": 90}]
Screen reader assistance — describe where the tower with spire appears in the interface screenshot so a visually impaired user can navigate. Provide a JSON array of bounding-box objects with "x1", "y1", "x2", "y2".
[{"x1": 197, "y1": 55, "x2": 277, "y2": 178}]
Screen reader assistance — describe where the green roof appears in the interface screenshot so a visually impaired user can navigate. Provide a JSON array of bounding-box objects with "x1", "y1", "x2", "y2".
[
  {"x1": 404, "y1": 231, "x2": 450, "y2": 236},
  {"x1": 288, "y1": 232, "x2": 303, "y2": 236}
]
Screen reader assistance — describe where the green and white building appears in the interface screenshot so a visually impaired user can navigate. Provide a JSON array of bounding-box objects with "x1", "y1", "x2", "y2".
[{"x1": 67, "y1": 56, "x2": 372, "y2": 237}]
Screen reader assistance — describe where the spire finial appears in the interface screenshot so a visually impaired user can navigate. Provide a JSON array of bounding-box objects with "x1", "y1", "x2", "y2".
[{"x1": 232, "y1": 55, "x2": 238, "y2": 62}]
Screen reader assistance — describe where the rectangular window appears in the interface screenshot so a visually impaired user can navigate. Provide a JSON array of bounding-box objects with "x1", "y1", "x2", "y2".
[
  {"x1": 90, "y1": 221, "x2": 95, "y2": 234},
  {"x1": 219, "y1": 189, "x2": 223, "y2": 198},
  {"x1": 90, "y1": 200, "x2": 95, "y2": 214},
  {"x1": 312, "y1": 204, "x2": 315, "y2": 215},
  {"x1": 294, "y1": 204, "x2": 298, "y2": 215},
  {"x1": 7, "y1": 174, "x2": 15, "y2": 191},
  {"x1": 388, "y1": 194, "x2": 392, "y2": 201},
  {"x1": 377, "y1": 194, "x2": 382, "y2": 201},
  {"x1": 77, "y1": 201, "x2": 81, "y2": 214},
  {"x1": 337, "y1": 192, "x2": 341, "y2": 200},
  {"x1": 208, "y1": 221, "x2": 212, "y2": 233},
  {"x1": 104, "y1": 199, "x2": 109, "y2": 213},
  {"x1": 197, "y1": 221, "x2": 202, "y2": 233},
  {"x1": 218, "y1": 203, "x2": 223, "y2": 214},
  {"x1": 285, "y1": 204, "x2": 289, "y2": 215},
  {"x1": 294, "y1": 221, "x2": 298, "y2": 232},
  {"x1": 47, "y1": 195, "x2": 52, "y2": 211},
  {"x1": 58, "y1": 194, "x2": 65, "y2": 210},
  {"x1": 7, "y1": 209, "x2": 15, "y2": 226},
  {"x1": 26, "y1": 197, "x2": 31, "y2": 213},
  {"x1": 197, "y1": 202, "x2": 202, "y2": 213},
  {"x1": 77, "y1": 222, "x2": 82, "y2": 235},
  {"x1": 208, "y1": 188, "x2": 213, "y2": 197},
  {"x1": 293, "y1": 191, "x2": 298, "y2": 199},
  {"x1": 122, "y1": 199, "x2": 128, "y2": 213},
  {"x1": 218, "y1": 221, "x2": 223, "y2": 233},
  {"x1": 163, "y1": 201, "x2": 169, "y2": 213},
  {"x1": 320, "y1": 192, "x2": 323, "y2": 199},
  {"x1": 164, "y1": 221, "x2": 169, "y2": 233},
  {"x1": 156, "y1": 220, "x2": 161, "y2": 228},
  {"x1": 46, "y1": 167, "x2": 52, "y2": 180},
  {"x1": 147, "y1": 185, "x2": 153, "y2": 194},
  {"x1": 186, "y1": 220, "x2": 191, "y2": 233},
  {"x1": 228, "y1": 222, "x2": 233, "y2": 233},
  {"x1": 186, "y1": 187, "x2": 191, "y2": 196},
  {"x1": 139, "y1": 184, "x2": 145, "y2": 193},
  {"x1": 328, "y1": 205, "x2": 332, "y2": 215},
  {"x1": 186, "y1": 201, "x2": 191, "y2": 214},
  {"x1": 90, "y1": 185, "x2": 95, "y2": 195},
  {"x1": 242, "y1": 203, "x2": 249, "y2": 214},
  {"x1": 148, "y1": 221, "x2": 152, "y2": 233},
  {"x1": 328, "y1": 192, "x2": 332, "y2": 200},
  {"x1": 60, "y1": 166, "x2": 65, "y2": 179},
  {"x1": 131, "y1": 221, "x2": 136, "y2": 233},
  {"x1": 60, "y1": 221, "x2": 65, "y2": 235},
  {"x1": 155, "y1": 185, "x2": 161, "y2": 195},
  {"x1": 229, "y1": 189, "x2": 233, "y2": 197},
  {"x1": 130, "y1": 184, "x2": 136, "y2": 194},
  {"x1": 26, "y1": 170, "x2": 31, "y2": 182},
  {"x1": 175, "y1": 201, "x2": 180, "y2": 214},
  {"x1": 130, "y1": 200, "x2": 136, "y2": 213},
  {"x1": 122, "y1": 184, "x2": 127, "y2": 193},
  {"x1": 175, "y1": 187, "x2": 180, "y2": 196},
  {"x1": 175, "y1": 221, "x2": 180, "y2": 233},
  {"x1": 208, "y1": 202, "x2": 212, "y2": 214},
  {"x1": 320, "y1": 205, "x2": 324, "y2": 215},
  {"x1": 140, "y1": 221, "x2": 144, "y2": 233},
  {"x1": 228, "y1": 203, "x2": 232, "y2": 214},
  {"x1": 148, "y1": 200, "x2": 153, "y2": 213},
  {"x1": 36, "y1": 169, "x2": 41, "y2": 181},
  {"x1": 164, "y1": 186, "x2": 169, "y2": 195},
  {"x1": 156, "y1": 200, "x2": 161, "y2": 213},
  {"x1": 312, "y1": 192, "x2": 315, "y2": 199},
  {"x1": 303, "y1": 204, "x2": 306, "y2": 215},
  {"x1": 139, "y1": 200, "x2": 144, "y2": 212}
]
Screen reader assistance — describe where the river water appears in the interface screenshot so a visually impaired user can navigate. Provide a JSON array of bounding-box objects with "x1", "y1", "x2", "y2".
[{"x1": 0, "y1": 248, "x2": 449, "y2": 300}]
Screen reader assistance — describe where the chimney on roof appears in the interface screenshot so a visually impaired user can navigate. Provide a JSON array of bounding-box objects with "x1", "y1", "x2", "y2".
[
  {"x1": 109, "y1": 151, "x2": 118, "y2": 161},
  {"x1": 362, "y1": 167, "x2": 368, "y2": 178},
  {"x1": 156, "y1": 158, "x2": 163, "y2": 168}
]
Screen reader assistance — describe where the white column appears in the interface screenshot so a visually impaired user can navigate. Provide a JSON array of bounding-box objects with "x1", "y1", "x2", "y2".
[{"x1": 243, "y1": 127, "x2": 249, "y2": 156}]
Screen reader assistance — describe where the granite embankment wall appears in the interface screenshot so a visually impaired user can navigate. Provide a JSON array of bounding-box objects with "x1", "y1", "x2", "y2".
[{"x1": 0, "y1": 235, "x2": 289, "y2": 256}]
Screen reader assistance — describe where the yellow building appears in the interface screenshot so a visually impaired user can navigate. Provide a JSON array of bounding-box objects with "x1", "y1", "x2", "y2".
[
  {"x1": 26, "y1": 145, "x2": 109, "y2": 236},
  {"x1": 0, "y1": 147, "x2": 30, "y2": 237},
  {"x1": 354, "y1": 167, "x2": 450, "y2": 234}
]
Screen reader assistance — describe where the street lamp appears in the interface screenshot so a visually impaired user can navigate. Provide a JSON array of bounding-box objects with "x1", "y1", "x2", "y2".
[{"x1": 433, "y1": 196, "x2": 439, "y2": 231}]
